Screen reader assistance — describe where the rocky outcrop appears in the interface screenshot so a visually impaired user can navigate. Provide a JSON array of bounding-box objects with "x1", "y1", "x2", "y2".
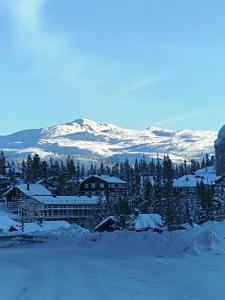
[{"x1": 215, "y1": 125, "x2": 225, "y2": 175}]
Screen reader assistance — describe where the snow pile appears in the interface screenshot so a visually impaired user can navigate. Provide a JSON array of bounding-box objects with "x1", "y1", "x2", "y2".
[
  {"x1": 0, "y1": 217, "x2": 73, "y2": 235},
  {"x1": 78, "y1": 221, "x2": 225, "y2": 256},
  {"x1": 1, "y1": 210, "x2": 225, "y2": 258},
  {"x1": 135, "y1": 214, "x2": 163, "y2": 231},
  {"x1": 0, "y1": 203, "x2": 12, "y2": 217},
  {"x1": 0, "y1": 216, "x2": 21, "y2": 232},
  {"x1": 23, "y1": 221, "x2": 71, "y2": 234},
  {"x1": 39, "y1": 223, "x2": 90, "y2": 246}
]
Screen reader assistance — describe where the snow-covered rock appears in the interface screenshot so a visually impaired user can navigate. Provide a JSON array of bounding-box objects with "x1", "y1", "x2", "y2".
[
  {"x1": 218, "y1": 124, "x2": 225, "y2": 140},
  {"x1": 215, "y1": 124, "x2": 225, "y2": 175}
]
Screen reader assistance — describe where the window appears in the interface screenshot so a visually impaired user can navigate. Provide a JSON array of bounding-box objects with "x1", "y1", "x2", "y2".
[
  {"x1": 100, "y1": 183, "x2": 105, "y2": 188},
  {"x1": 111, "y1": 184, "x2": 115, "y2": 188},
  {"x1": 84, "y1": 184, "x2": 89, "y2": 189},
  {"x1": 91, "y1": 183, "x2": 96, "y2": 189}
]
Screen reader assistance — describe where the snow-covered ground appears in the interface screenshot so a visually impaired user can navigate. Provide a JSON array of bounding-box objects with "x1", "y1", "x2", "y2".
[{"x1": 1, "y1": 221, "x2": 225, "y2": 300}]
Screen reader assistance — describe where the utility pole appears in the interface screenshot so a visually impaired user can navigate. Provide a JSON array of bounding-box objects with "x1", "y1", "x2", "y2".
[{"x1": 21, "y1": 205, "x2": 25, "y2": 232}]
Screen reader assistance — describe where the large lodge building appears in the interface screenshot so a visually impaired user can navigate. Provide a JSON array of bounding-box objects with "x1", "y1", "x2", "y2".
[
  {"x1": 1, "y1": 175, "x2": 127, "y2": 224},
  {"x1": 2, "y1": 183, "x2": 99, "y2": 224}
]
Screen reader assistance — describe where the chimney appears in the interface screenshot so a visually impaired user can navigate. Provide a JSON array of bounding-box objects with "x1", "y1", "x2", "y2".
[{"x1": 27, "y1": 183, "x2": 30, "y2": 191}]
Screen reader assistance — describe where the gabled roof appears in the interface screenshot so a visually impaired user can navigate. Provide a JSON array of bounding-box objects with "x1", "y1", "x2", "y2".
[
  {"x1": 18, "y1": 184, "x2": 53, "y2": 196},
  {"x1": 173, "y1": 173, "x2": 222, "y2": 188},
  {"x1": 3, "y1": 184, "x2": 99, "y2": 205},
  {"x1": 82, "y1": 175, "x2": 126, "y2": 184},
  {"x1": 93, "y1": 216, "x2": 117, "y2": 231},
  {"x1": 2, "y1": 183, "x2": 52, "y2": 198}
]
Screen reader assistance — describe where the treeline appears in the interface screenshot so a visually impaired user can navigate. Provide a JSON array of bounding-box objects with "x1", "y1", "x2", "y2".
[
  {"x1": 0, "y1": 151, "x2": 218, "y2": 229},
  {"x1": 1, "y1": 152, "x2": 214, "y2": 181}
]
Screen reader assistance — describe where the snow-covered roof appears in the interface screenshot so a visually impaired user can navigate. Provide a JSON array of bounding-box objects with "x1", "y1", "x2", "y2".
[
  {"x1": 35, "y1": 195, "x2": 99, "y2": 205},
  {"x1": 79, "y1": 176, "x2": 88, "y2": 183},
  {"x1": 194, "y1": 166, "x2": 215, "y2": 175},
  {"x1": 93, "y1": 216, "x2": 116, "y2": 231},
  {"x1": 88, "y1": 175, "x2": 126, "y2": 184},
  {"x1": 18, "y1": 184, "x2": 53, "y2": 196},
  {"x1": 3, "y1": 184, "x2": 99, "y2": 205},
  {"x1": 135, "y1": 214, "x2": 163, "y2": 231},
  {"x1": 3, "y1": 183, "x2": 53, "y2": 199},
  {"x1": 173, "y1": 173, "x2": 222, "y2": 188}
]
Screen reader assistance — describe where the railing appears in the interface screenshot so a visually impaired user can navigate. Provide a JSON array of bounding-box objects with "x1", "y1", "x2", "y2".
[{"x1": 5, "y1": 195, "x2": 98, "y2": 222}]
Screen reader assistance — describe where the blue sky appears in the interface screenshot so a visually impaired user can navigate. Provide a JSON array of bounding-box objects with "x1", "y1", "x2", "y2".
[{"x1": 0, "y1": 0, "x2": 225, "y2": 135}]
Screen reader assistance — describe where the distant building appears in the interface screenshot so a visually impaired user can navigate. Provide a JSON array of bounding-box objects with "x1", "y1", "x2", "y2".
[
  {"x1": 93, "y1": 216, "x2": 117, "y2": 232},
  {"x1": 2, "y1": 183, "x2": 98, "y2": 224},
  {"x1": 173, "y1": 167, "x2": 224, "y2": 222},
  {"x1": 173, "y1": 167, "x2": 221, "y2": 192},
  {"x1": 80, "y1": 175, "x2": 127, "y2": 202},
  {"x1": 93, "y1": 213, "x2": 163, "y2": 232}
]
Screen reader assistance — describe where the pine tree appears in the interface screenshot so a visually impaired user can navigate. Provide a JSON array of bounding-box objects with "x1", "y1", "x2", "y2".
[
  {"x1": 40, "y1": 160, "x2": 49, "y2": 180},
  {"x1": 25, "y1": 154, "x2": 33, "y2": 183},
  {"x1": 141, "y1": 177, "x2": 153, "y2": 213},
  {"x1": 197, "y1": 181, "x2": 214, "y2": 224},
  {"x1": 32, "y1": 153, "x2": 41, "y2": 181},
  {"x1": 162, "y1": 155, "x2": 180, "y2": 230},
  {"x1": 66, "y1": 156, "x2": 76, "y2": 177},
  {"x1": 152, "y1": 158, "x2": 162, "y2": 214},
  {"x1": 0, "y1": 151, "x2": 6, "y2": 176},
  {"x1": 115, "y1": 198, "x2": 130, "y2": 228}
]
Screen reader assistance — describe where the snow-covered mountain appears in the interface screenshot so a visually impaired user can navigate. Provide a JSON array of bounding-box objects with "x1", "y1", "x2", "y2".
[{"x1": 0, "y1": 119, "x2": 217, "y2": 162}]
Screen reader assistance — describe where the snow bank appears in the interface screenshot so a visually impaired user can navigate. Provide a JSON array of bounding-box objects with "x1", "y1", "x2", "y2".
[
  {"x1": 23, "y1": 221, "x2": 71, "y2": 234},
  {"x1": 1, "y1": 212, "x2": 225, "y2": 258},
  {"x1": 77, "y1": 221, "x2": 225, "y2": 257},
  {"x1": 0, "y1": 216, "x2": 21, "y2": 232}
]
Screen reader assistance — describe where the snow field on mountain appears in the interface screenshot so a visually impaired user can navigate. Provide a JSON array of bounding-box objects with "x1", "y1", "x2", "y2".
[{"x1": 0, "y1": 119, "x2": 216, "y2": 161}]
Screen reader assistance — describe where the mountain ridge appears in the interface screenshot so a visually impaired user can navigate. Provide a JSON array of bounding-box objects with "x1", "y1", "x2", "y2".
[{"x1": 0, "y1": 119, "x2": 217, "y2": 162}]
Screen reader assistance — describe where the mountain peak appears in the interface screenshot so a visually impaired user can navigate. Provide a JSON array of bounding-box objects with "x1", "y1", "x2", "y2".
[
  {"x1": 69, "y1": 118, "x2": 118, "y2": 132},
  {"x1": 0, "y1": 119, "x2": 217, "y2": 162},
  {"x1": 71, "y1": 118, "x2": 94, "y2": 125}
]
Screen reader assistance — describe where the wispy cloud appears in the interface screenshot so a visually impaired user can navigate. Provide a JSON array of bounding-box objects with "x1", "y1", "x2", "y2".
[
  {"x1": 4, "y1": 0, "x2": 170, "y2": 108},
  {"x1": 155, "y1": 107, "x2": 215, "y2": 128},
  {"x1": 123, "y1": 72, "x2": 171, "y2": 95},
  {"x1": 5, "y1": 0, "x2": 113, "y2": 93}
]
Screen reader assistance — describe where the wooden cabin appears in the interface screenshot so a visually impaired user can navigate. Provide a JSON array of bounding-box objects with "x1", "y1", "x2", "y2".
[{"x1": 80, "y1": 175, "x2": 127, "y2": 202}]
